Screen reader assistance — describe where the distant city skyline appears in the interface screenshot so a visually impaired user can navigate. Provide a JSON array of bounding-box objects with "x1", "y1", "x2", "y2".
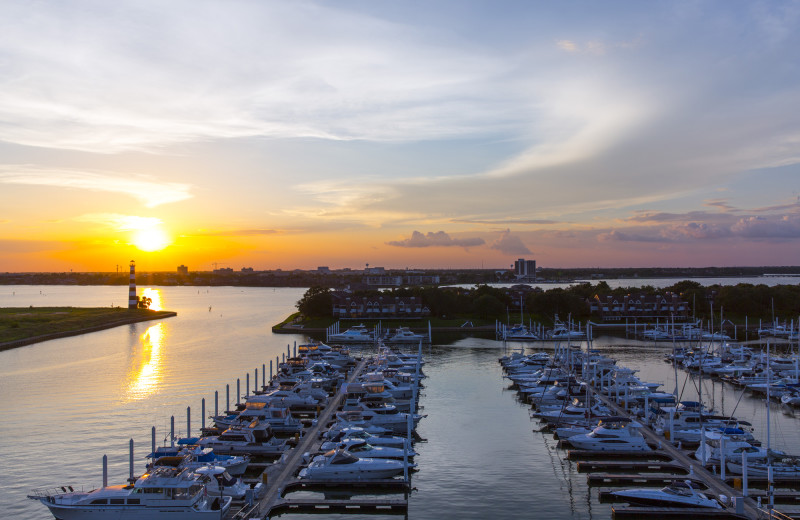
[{"x1": 1, "y1": 1, "x2": 799, "y2": 272}]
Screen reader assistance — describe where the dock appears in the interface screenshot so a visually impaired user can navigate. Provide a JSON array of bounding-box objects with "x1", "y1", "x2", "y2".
[{"x1": 231, "y1": 356, "x2": 414, "y2": 519}]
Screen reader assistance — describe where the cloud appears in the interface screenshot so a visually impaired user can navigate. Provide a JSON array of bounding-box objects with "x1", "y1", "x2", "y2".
[
  {"x1": 75, "y1": 213, "x2": 163, "y2": 230},
  {"x1": 598, "y1": 229, "x2": 675, "y2": 243},
  {"x1": 731, "y1": 215, "x2": 800, "y2": 238},
  {"x1": 187, "y1": 229, "x2": 278, "y2": 237},
  {"x1": 0, "y1": 166, "x2": 192, "y2": 207},
  {"x1": 453, "y1": 218, "x2": 560, "y2": 225},
  {"x1": 386, "y1": 230, "x2": 485, "y2": 248},
  {"x1": 489, "y1": 229, "x2": 531, "y2": 255}
]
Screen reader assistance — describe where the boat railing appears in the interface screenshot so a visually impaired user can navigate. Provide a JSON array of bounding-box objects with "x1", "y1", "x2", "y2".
[{"x1": 28, "y1": 484, "x2": 94, "y2": 498}]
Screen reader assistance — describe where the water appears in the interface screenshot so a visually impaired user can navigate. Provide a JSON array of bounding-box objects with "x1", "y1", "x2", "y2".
[{"x1": 1, "y1": 284, "x2": 799, "y2": 519}]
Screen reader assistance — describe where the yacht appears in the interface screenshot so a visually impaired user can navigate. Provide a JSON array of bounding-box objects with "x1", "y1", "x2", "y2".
[
  {"x1": 319, "y1": 438, "x2": 417, "y2": 459},
  {"x1": 335, "y1": 403, "x2": 424, "y2": 435},
  {"x1": 323, "y1": 426, "x2": 409, "y2": 448},
  {"x1": 192, "y1": 465, "x2": 249, "y2": 499},
  {"x1": 611, "y1": 481, "x2": 721, "y2": 509},
  {"x1": 504, "y1": 324, "x2": 540, "y2": 341},
  {"x1": 694, "y1": 430, "x2": 775, "y2": 465},
  {"x1": 147, "y1": 444, "x2": 250, "y2": 476},
  {"x1": 566, "y1": 418, "x2": 652, "y2": 452},
  {"x1": 298, "y1": 449, "x2": 408, "y2": 480},
  {"x1": 196, "y1": 421, "x2": 290, "y2": 456},
  {"x1": 327, "y1": 324, "x2": 376, "y2": 343},
  {"x1": 383, "y1": 327, "x2": 428, "y2": 343},
  {"x1": 28, "y1": 465, "x2": 232, "y2": 519}
]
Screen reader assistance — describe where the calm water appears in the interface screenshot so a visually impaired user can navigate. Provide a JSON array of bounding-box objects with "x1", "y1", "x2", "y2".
[{"x1": 1, "y1": 284, "x2": 799, "y2": 519}]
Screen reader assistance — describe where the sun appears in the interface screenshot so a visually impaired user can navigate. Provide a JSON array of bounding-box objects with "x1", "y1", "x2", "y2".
[{"x1": 132, "y1": 227, "x2": 171, "y2": 252}]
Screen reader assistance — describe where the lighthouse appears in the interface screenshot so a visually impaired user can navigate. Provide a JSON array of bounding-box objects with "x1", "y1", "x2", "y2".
[{"x1": 128, "y1": 260, "x2": 138, "y2": 309}]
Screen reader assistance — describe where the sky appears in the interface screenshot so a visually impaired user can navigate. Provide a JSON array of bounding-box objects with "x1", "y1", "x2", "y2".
[{"x1": 1, "y1": 0, "x2": 799, "y2": 272}]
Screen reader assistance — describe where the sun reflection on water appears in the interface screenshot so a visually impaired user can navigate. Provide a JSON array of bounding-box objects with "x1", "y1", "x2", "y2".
[
  {"x1": 124, "y1": 322, "x2": 164, "y2": 401},
  {"x1": 140, "y1": 287, "x2": 163, "y2": 311}
]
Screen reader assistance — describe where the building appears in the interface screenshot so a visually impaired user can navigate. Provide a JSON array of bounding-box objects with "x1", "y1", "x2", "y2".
[
  {"x1": 177, "y1": 265, "x2": 188, "y2": 276},
  {"x1": 331, "y1": 293, "x2": 431, "y2": 319},
  {"x1": 514, "y1": 258, "x2": 537, "y2": 282},
  {"x1": 587, "y1": 292, "x2": 689, "y2": 321}
]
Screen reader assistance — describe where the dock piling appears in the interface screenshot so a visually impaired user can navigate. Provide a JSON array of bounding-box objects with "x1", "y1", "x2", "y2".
[
  {"x1": 129, "y1": 439, "x2": 134, "y2": 482},
  {"x1": 215, "y1": 391, "x2": 218, "y2": 419},
  {"x1": 246, "y1": 373, "x2": 250, "y2": 398},
  {"x1": 226, "y1": 384, "x2": 230, "y2": 413},
  {"x1": 237, "y1": 379, "x2": 240, "y2": 405},
  {"x1": 102, "y1": 454, "x2": 107, "y2": 487},
  {"x1": 201, "y1": 398, "x2": 206, "y2": 430},
  {"x1": 170, "y1": 416, "x2": 175, "y2": 447},
  {"x1": 186, "y1": 406, "x2": 191, "y2": 438},
  {"x1": 151, "y1": 426, "x2": 155, "y2": 458}
]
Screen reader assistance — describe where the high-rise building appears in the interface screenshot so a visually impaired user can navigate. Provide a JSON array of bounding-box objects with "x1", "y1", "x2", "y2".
[{"x1": 514, "y1": 258, "x2": 537, "y2": 281}]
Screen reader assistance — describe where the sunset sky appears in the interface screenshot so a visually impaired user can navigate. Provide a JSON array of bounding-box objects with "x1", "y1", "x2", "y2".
[{"x1": 2, "y1": 1, "x2": 799, "y2": 272}]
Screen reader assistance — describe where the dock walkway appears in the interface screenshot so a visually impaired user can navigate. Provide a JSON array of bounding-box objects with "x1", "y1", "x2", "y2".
[
  {"x1": 232, "y1": 357, "x2": 411, "y2": 519},
  {"x1": 589, "y1": 385, "x2": 766, "y2": 518}
]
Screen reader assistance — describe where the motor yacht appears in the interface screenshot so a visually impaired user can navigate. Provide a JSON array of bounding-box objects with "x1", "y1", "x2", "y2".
[
  {"x1": 319, "y1": 438, "x2": 416, "y2": 459},
  {"x1": 327, "y1": 324, "x2": 376, "y2": 343},
  {"x1": 28, "y1": 465, "x2": 232, "y2": 519},
  {"x1": 383, "y1": 327, "x2": 428, "y2": 343},
  {"x1": 147, "y1": 444, "x2": 250, "y2": 476},
  {"x1": 611, "y1": 481, "x2": 721, "y2": 509},
  {"x1": 298, "y1": 449, "x2": 408, "y2": 480},
  {"x1": 566, "y1": 418, "x2": 652, "y2": 452},
  {"x1": 694, "y1": 430, "x2": 776, "y2": 465},
  {"x1": 323, "y1": 426, "x2": 409, "y2": 449},
  {"x1": 196, "y1": 421, "x2": 290, "y2": 456},
  {"x1": 192, "y1": 465, "x2": 249, "y2": 499}
]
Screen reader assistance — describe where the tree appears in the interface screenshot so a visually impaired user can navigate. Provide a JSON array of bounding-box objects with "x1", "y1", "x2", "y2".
[
  {"x1": 472, "y1": 294, "x2": 505, "y2": 319},
  {"x1": 296, "y1": 286, "x2": 332, "y2": 317},
  {"x1": 137, "y1": 296, "x2": 152, "y2": 309}
]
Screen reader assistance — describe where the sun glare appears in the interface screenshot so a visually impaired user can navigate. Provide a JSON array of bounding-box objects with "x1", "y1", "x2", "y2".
[{"x1": 132, "y1": 227, "x2": 171, "y2": 252}]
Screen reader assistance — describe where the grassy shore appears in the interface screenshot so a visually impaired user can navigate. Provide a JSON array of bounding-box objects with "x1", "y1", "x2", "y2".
[{"x1": 0, "y1": 307, "x2": 177, "y2": 350}]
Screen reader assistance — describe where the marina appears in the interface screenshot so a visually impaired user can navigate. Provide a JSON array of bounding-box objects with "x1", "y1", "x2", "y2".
[{"x1": 4, "y1": 283, "x2": 800, "y2": 519}]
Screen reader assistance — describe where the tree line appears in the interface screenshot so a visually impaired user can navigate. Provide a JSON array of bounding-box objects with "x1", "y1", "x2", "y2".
[{"x1": 297, "y1": 281, "x2": 800, "y2": 324}]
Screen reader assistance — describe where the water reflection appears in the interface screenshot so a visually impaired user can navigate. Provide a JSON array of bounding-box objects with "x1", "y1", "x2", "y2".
[
  {"x1": 140, "y1": 287, "x2": 163, "y2": 311},
  {"x1": 124, "y1": 322, "x2": 165, "y2": 401}
]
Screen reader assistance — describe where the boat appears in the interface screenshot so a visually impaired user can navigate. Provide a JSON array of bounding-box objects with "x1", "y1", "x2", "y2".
[
  {"x1": 611, "y1": 481, "x2": 722, "y2": 509},
  {"x1": 504, "y1": 324, "x2": 540, "y2": 341},
  {"x1": 565, "y1": 418, "x2": 652, "y2": 452},
  {"x1": 327, "y1": 324, "x2": 376, "y2": 343},
  {"x1": 147, "y1": 444, "x2": 250, "y2": 476},
  {"x1": 298, "y1": 449, "x2": 409, "y2": 480},
  {"x1": 319, "y1": 438, "x2": 417, "y2": 459},
  {"x1": 323, "y1": 426, "x2": 409, "y2": 448},
  {"x1": 192, "y1": 465, "x2": 249, "y2": 499},
  {"x1": 383, "y1": 327, "x2": 428, "y2": 344},
  {"x1": 28, "y1": 465, "x2": 233, "y2": 519},
  {"x1": 694, "y1": 430, "x2": 776, "y2": 465},
  {"x1": 195, "y1": 421, "x2": 291, "y2": 456},
  {"x1": 726, "y1": 455, "x2": 800, "y2": 478}
]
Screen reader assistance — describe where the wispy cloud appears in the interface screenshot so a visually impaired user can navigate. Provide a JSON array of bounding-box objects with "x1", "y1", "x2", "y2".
[
  {"x1": 75, "y1": 213, "x2": 163, "y2": 230},
  {"x1": 386, "y1": 231, "x2": 485, "y2": 248},
  {"x1": 187, "y1": 229, "x2": 278, "y2": 237},
  {"x1": 0, "y1": 166, "x2": 192, "y2": 207}
]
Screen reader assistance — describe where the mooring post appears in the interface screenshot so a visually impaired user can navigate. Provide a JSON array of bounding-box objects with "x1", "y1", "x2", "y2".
[
  {"x1": 742, "y1": 451, "x2": 748, "y2": 497},
  {"x1": 151, "y1": 426, "x2": 156, "y2": 457},
  {"x1": 102, "y1": 454, "x2": 108, "y2": 488},
  {"x1": 187, "y1": 406, "x2": 191, "y2": 438},
  {"x1": 215, "y1": 391, "x2": 219, "y2": 419},
  {"x1": 246, "y1": 373, "x2": 250, "y2": 398},
  {"x1": 293, "y1": 341, "x2": 297, "y2": 358},
  {"x1": 270, "y1": 360, "x2": 273, "y2": 381},
  {"x1": 287, "y1": 344, "x2": 290, "y2": 359},
  {"x1": 201, "y1": 398, "x2": 206, "y2": 430},
  {"x1": 170, "y1": 416, "x2": 175, "y2": 447},
  {"x1": 254, "y1": 368, "x2": 258, "y2": 394},
  {"x1": 237, "y1": 378, "x2": 241, "y2": 405},
  {"x1": 720, "y1": 436, "x2": 726, "y2": 481},
  {"x1": 262, "y1": 364, "x2": 266, "y2": 390},
  {"x1": 129, "y1": 439, "x2": 134, "y2": 482},
  {"x1": 226, "y1": 384, "x2": 230, "y2": 413}
]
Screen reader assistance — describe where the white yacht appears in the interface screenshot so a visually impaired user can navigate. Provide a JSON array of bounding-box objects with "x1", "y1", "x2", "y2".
[
  {"x1": 28, "y1": 466, "x2": 232, "y2": 519},
  {"x1": 196, "y1": 421, "x2": 290, "y2": 456},
  {"x1": 611, "y1": 481, "x2": 721, "y2": 509},
  {"x1": 327, "y1": 324, "x2": 376, "y2": 343},
  {"x1": 383, "y1": 327, "x2": 428, "y2": 343},
  {"x1": 335, "y1": 403, "x2": 424, "y2": 435},
  {"x1": 298, "y1": 449, "x2": 408, "y2": 480},
  {"x1": 193, "y1": 465, "x2": 249, "y2": 499},
  {"x1": 566, "y1": 418, "x2": 652, "y2": 452},
  {"x1": 323, "y1": 426, "x2": 409, "y2": 448},
  {"x1": 694, "y1": 430, "x2": 774, "y2": 465},
  {"x1": 320, "y1": 438, "x2": 416, "y2": 459}
]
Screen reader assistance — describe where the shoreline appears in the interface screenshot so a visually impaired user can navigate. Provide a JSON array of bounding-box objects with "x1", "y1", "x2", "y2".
[{"x1": 0, "y1": 310, "x2": 177, "y2": 351}]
